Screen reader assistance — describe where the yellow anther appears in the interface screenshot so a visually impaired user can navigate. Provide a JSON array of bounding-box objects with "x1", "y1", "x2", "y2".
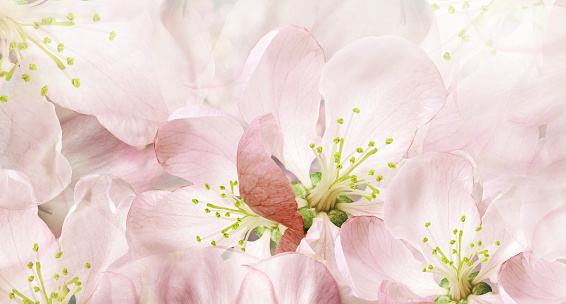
[
  {"x1": 84, "y1": 262, "x2": 91, "y2": 269},
  {"x1": 385, "y1": 138, "x2": 393, "y2": 144},
  {"x1": 462, "y1": 1, "x2": 470, "y2": 9},
  {"x1": 238, "y1": 240, "x2": 244, "y2": 246},
  {"x1": 220, "y1": 193, "x2": 226, "y2": 198},
  {"x1": 34, "y1": 286, "x2": 40, "y2": 292},
  {"x1": 211, "y1": 240, "x2": 216, "y2": 246},
  {"x1": 54, "y1": 273, "x2": 60, "y2": 280},
  {"x1": 376, "y1": 175, "x2": 383, "y2": 182},
  {"x1": 368, "y1": 169, "x2": 375, "y2": 176},
  {"x1": 62, "y1": 268, "x2": 68, "y2": 275},
  {"x1": 241, "y1": 248, "x2": 246, "y2": 252},
  {"x1": 205, "y1": 184, "x2": 210, "y2": 190},
  {"x1": 109, "y1": 31, "x2": 116, "y2": 41},
  {"x1": 22, "y1": 74, "x2": 30, "y2": 82},
  {"x1": 337, "y1": 118, "x2": 344, "y2": 124},
  {"x1": 352, "y1": 108, "x2": 360, "y2": 114},
  {"x1": 223, "y1": 233, "x2": 229, "y2": 238},
  {"x1": 55, "y1": 251, "x2": 63, "y2": 258},
  {"x1": 0, "y1": 96, "x2": 6, "y2": 104},
  {"x1": 460, "y1": 215, "x2": 466, "y2": 222},
  {"x1": 356, "y1": 147, "x2": 364, "y2": 153},
  {"x1": 477, "y1": 240, "x2": 482, "y2": 247},
  {"x1": 422, "y1": 237, "x2": 428, "y2": 243},
  {"x1": 349, "y1": 157, "x2": 355, "y2": 164},
  {"x1": 428, "y1": 264, "x2": 433, "y2": 270},
  {"x1": 67, "y1": 13, "x2": 76, "y2": 21},
  {"x1": 93, "y1": 13, "x2": 101, "y2": 22},
  {"x1": 316, "y1": 146, "x2": 323, "y2": 153},
  {"x1": 309, "y1": 143, "x2": 315, "y2": 148},
  {"x1": 72, "y1": 78, "x2": 80, "y2": 88},
  {"x1": 447, "y1": 5, "x2": 455, "y2": 14},
  {"x1": 225, "y1": 212, "x2": 230, "y2": 217},
  {"x1": 27, "y1": 262, "x2": 33, "y2": 269},
  {"x1": 215, "y1": 212, "x2": 221, "y2": 218},
  {"x1": 425, "y1": 222, "x2": 431, "y2": 227},
  {"x1": 453, "y1": 229, "x2": 458, "y2": 235},
  {"x1": 431, "y1": 3, "x2": 440, "y2": 11},
  {"x1": 450, "y1": 240, "x2": 456, "y2": 245},
  {"x1": 192, "y1": 199, "x2": 199, "y2": 204},
  {"x1": 29, "y1": 64, "x2": 37, "y2": 70},
  {"x1": 475, "y1": 227, "x2": 483, "y2": 232},
  {"x1": 41, "y1": 85, "x2": 49, "y2": 96},
  {"x1": 28, "y1": 275, "x2": 34, "y2": 282},
  {"x1": 368, "y1": 141, "x2": 375, "y2": 147},
  {"x1": 42, "y1": 37, "x2": 52, "y2": 44},
  {"x1": 443, "y1": 52, "x2": 451, "y2": 61},
  {"x1": 387, "y1": 163, "x2": 396, "y2": 169},
  {"x1": 495, "y1": 241, "x2": 500, "y2": 246},
  {"x1": 32, "y1": 243, "x2": 39, "y2": 252},
  {"x1": 67, "y1": 57, "x2": 74, "y2": 65},
  {"x1": 204, "y1": 208, "x2": 210, "y2": 213},
  {"x1": 9, "y1": 42, "x2": 17, "y2": 50}
]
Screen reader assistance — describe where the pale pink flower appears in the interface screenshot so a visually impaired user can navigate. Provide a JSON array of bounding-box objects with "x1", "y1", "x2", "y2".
[
  {"x1": 0, "y1": 174, "x2": 134, "y2": 304},
  {"x1": 336, "y1": 153, "x2": 523, "y2": 303},
  {"x1": 0, "y1": 0, "x2": 214, "y2": 146},
  {"x1": 128, "y1": 108, "x2": 304, "y2": 258},
  {"x1": 238, "y1": 26, "x2": 445, "y2": 267},
  {"x1": 93, "y1": 247, "x2": 340, "y2": 304}
]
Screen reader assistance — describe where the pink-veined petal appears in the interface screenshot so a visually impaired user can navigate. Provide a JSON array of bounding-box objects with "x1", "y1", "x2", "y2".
[
  {"x1": 286, "y1": 0, "x2": 434, "y2": 59},
  {"x1": 546, "y1": 114, "x2": 566, "y2": 162},
  {"x1": 320, "y1": 36, "x2": 446, "y2": 171},
  {"x1": 59, "y1": 175, "x2": 136, "y2": 304},
  {"x1": 235, "y1": 268, "x2": 278, "y2": 304},
  {"x1": 237, "y1": 114, "x2": 303, "y2": 231},
  {"x1": 155, "y1": 105, "x2": 243, "y2": 186},
  {"x1": 238, "y1": 25, "x2": 325, "y2": 184},
  {"x1": 251, "y1": 253, "x2": 341, "y2": 304},
  {"x1": 378, "y1": 281, "x2": 437, "y2": 304},
  {"x1": 0, "y1": 207, "x2": 59, "y2": 295},
  {"x1": 31, "y1": 7, "x2": 169, "y2": 146},
  {"x1": 0, "y1": 88, "x2": 71, "y2": 208},
  {"x1": 275, "y1": 227, "x2": 305, "y2": 254},
  {"x1": 166, "y1": 247, "x2": 258, "y2": 303},
  {"x1": 62, "y1": 115, "x2": 186, "y2": 193},
  {"x1": 384, "y1": 153, "x2": 480, "y2": 263},
  {"x1": 499, "y1": 252, "x2": 566, "y2": 304},
  {"x1": 126, "y1": 186, "x2": 247, "y2": 257},
  {"x1": 339, "y1": 216, "x2": 442, "y2": 301}
]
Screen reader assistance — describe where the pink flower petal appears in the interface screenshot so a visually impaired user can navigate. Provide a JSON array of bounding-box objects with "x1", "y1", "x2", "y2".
[
  {"x1": 237, "y1": 114, "x2": 303, "y2": 231},
  {"x1": 155, "y1": 105, "x2": 243, "y2": 186},
  {"x1": 62, "y1": 115, "x2": 187, "y2": 193},
  {"x1": 235, "y1": 269, "x2": 278, "y2": 304},
  {"x1": 251, "y1": 253, "x2": 341, "y2": 304},
  {"x1": 286, "y1": 0, "x2": 434, "y2": 59},
  {"x1": 59, "y1": 175, "x2": 136, "y2": 303},
  {"x1": 166, "y1": 248, "x2": 258, "y2": 303},
  {"x1": 238, "y1": 25, "x2": 325, "y2": 184},
  {"x1": 384, "y1": 153, "x2": 481, "y2": 262},
  {"x1": 31, "y1": 9, "x2": 169, "y2": 146},
  {"x1": 546, "y1": 114, "x2": 566, "y2": 162},
  {"x1": 126, "y1": 186, "x2": 248, "y2": 257},
  {"x1": 275, "y1": 227, "x2": 305, "y2": 254},
  {"x1": 319, "y1": 36, "x2": 446, "y2": 171},
  {"x1": 0, "y1": 89, "x2": 71, "y2": 208},
  {"x1": 499, "y1": 252, "x2": 566, "y2": 304},
  {"x1": 378, "y1": 281, "x2": 436, "y2": 304},
  {"x1": 338, "y1": 216, "x2": 442, "y2": 301},
  {"x1": 0, "y1": 207, "x2": 59, "y2": 295}
]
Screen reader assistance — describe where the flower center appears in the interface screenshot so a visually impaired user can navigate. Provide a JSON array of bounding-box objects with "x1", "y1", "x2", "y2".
[
  {"x1": 0, "y1": 0, "x2": 112, "y2": 102},
  {"x1": 4, "y1": 243, "x2": 89, "y2": 304},
  {"x1": 193, "y1": 181, "x2": 279, "y2": 252},
  {"x1": 306, "y1": 108, "x2": 394, "y2": 213},
  {"x1": 421, "y1": 216, "x2": 497, "y2": 303}
]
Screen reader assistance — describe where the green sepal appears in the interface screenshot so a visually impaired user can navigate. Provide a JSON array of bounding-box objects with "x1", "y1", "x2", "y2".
[
  {"x1": 471, "y1": 282, "x2": 492, "y2": 296},
  {"x1": 298, "y1": 207, "x2": 317, "y2": 232},
  {"x1": 271, "y1": 228, "x2": 282, "y2": 245},
  {"x1": 253, "y1": 226, "x2": 266, "y2": 237},
  {"x1": 439, "y1": 278, "x2": 450, "y2": 290},
  {"x1": 328, "y1": 209, "x2": 349, "y2": 228},
  {"x1": 309, "y1": 172, "x2": 322, "y2": 188},
  {"x1": 291, "y1": 181, "x2": 307, "y2": 199},
  {"x1": 336, "y1": 195, "x2": 353, "y2": 204},
  {"x1": 434, "y1": 295, "x2": 451, "y2": 304},
  {"x1": 467, "y1": 271, "x2": 479, "y2": 282}
]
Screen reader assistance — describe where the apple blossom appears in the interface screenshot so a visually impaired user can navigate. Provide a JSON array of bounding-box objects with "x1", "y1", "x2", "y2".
[
  {"x1": 336, "y1": 153, "x2": 523, "y2": 303},
  {"x1": 128, "y1": 107, "x2": 303, "y2": 258},
  {"x1": 0, "y1": 174, "x2": 135, "y2": 304}
]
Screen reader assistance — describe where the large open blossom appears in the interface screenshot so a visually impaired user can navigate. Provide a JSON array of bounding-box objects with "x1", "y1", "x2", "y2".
[
  {"x1": 128, "y1": 107, "x2": 303, "y2": 258},
  {"x1": 1, "y1": 0, "x2": 215, "y2": 146},
  {"x1": 237, "y1": 26, "x2": 446, "y2": 266},
  {"x1": 336, "y1": 152, "x2": 523, "y2": 303},
  {"x1": 0, "y1": 174, "x2": 134, "y2": 304}
]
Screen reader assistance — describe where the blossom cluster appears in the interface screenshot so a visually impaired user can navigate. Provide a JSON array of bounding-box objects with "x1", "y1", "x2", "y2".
[{"x1": 0, "y1": 0, "x2": 565, "y2": 303}]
